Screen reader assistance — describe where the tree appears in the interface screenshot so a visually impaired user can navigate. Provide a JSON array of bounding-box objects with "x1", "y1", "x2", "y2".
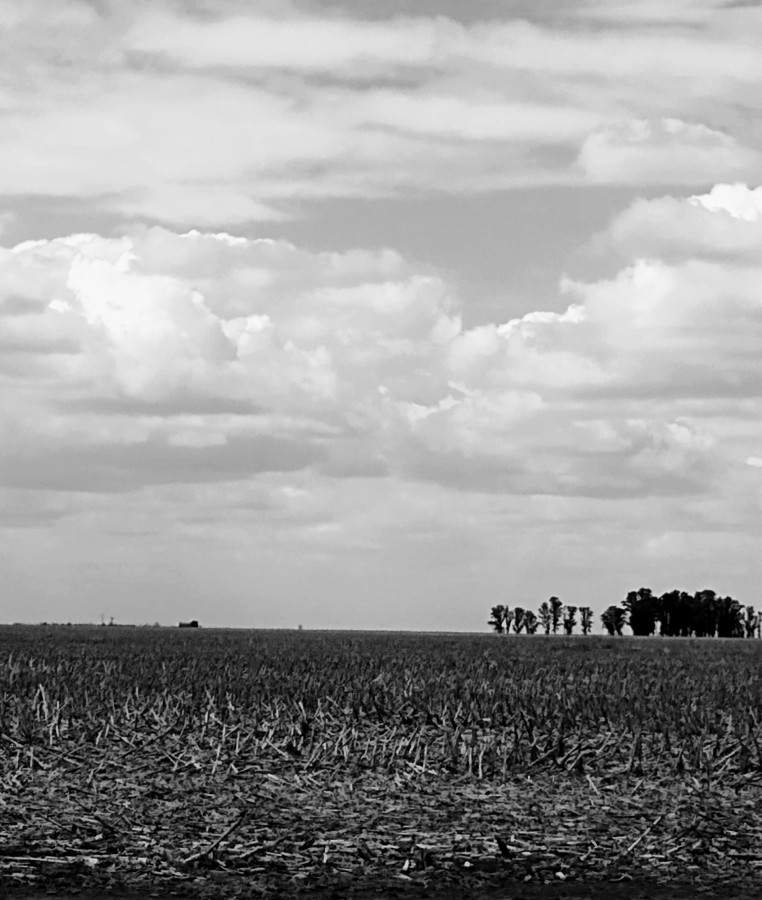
[
  {"x1": 538, "y1": 601, "x2": 552, "y2": 635},
  {"x1": 488, "y1": 605, "x2": 507, "y2": 634},
  {"x1": 601, "y1": 605, "x2": 626, "y2": 636},
  {"x1": 549, "y1": 597, "x2": 564, "y2": 634},
  {"x1": 691, "y1": 589, "x2": 717, "y2": 638},
  {"x1": 562, "y1": 605, "x2": 578, "y2": 635},
  {"x1": 579, "y1": 607, "x2": 593, "y2": 635},
  {"x1": 656, "y1": 589, "x2": 695, "y2": 637},
  {"x1": 744, "y1": 606, "x2": 759, "y2": 639},
  {"x1": 524, "y1": 610, "x2": 539, "y2": 634},
  {"x1": 623, "y1": 588, "x2": 657, "y2": 636},
  {"x1": 512, "y1": 607, "x2": 526, "y2": 634},
  {"x1": 716, "y1": 595, "x2": 743, "y2": 638}
]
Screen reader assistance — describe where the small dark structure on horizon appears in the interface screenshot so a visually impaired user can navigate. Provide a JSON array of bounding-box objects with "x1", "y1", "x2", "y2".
[{"x1": 179, "y1": 620, "x2": 199, "y2": 628}]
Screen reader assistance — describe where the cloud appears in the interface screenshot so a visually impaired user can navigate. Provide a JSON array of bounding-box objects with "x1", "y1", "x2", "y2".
[
  {"x1": 125, "y1": 11, "x2": 451, "y2": 73},
  {"x1": 5, "y1": 189, "x2": 762, "y2": 503},
  {"x1": 577, "y1": 119, "x2": 761, "y2": 185},
  {"x1": 598, "y1": 184, "x2": 762, "y2": 260},
  {"x1": 6, "y1": 183, "x2": 762, "y2": 625},
  {"x1": 1, "y1": 4, "x2": 762, "y2": 223},
  {"x1": 571, "y1": 0, "x2": 727, "y2": 25},
  {"x1": 0, "y1": 228, "x2": 460, "y2": 491}
]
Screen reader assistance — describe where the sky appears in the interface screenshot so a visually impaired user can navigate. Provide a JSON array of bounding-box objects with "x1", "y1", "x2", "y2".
[{"x1": 3, "y1": 0, "x2": 762, "y2": 630}]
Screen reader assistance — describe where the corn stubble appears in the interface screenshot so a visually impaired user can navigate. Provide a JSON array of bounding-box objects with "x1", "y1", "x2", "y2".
[
  {"x1": 2, "y1": 627, "x2": 761, "y2": 781},
  {"x1": 3, "y1": 626, "x2": 762, "y2": 893}
]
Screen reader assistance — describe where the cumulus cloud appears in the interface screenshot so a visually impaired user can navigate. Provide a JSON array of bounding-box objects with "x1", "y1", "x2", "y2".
[
  {"x1": 597, "y1": 184, "x2": 762, "y2": 261},
  {"x1": 0, "y1": 228, "x2": 460, "y2": 492},
  {"x1": 6, "y1": 184, "x2": 762, "y2": 625},
  {"x1": 6, "y1": 188, "x2": 762, "y2": 505}
]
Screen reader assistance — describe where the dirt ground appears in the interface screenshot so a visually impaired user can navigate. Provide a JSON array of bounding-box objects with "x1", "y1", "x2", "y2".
[
  {"x1": 4, "y1": 766, "x2": 762, "y2": 899},
  {"x1": 3, "y1": 878, "x2": 759, "y2": 900}
]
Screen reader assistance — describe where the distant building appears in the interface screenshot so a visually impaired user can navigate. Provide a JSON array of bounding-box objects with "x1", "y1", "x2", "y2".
[{"x1": 179, "y1": 620, "x2": 199, "y2": 628}]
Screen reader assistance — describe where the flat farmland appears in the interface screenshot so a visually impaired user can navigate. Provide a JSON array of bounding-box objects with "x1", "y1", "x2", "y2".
[{"x1": 2, "y1": 626, "x2": 762, "y2": 898}]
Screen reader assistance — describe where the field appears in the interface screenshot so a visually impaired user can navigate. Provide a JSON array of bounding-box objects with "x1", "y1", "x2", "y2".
[{"x1": 3, "y1": 626, "x2": 762, "y2": 898}]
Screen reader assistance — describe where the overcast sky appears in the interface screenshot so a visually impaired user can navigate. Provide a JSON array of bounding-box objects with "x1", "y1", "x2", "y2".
[{"x1": 3, "y1": 0, "x2": 762, "y2": 629}]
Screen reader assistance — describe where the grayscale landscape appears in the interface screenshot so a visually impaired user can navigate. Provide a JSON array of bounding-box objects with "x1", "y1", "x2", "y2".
[{"x1": 3, "y1": 0, "x2": 762, "y2": 897}]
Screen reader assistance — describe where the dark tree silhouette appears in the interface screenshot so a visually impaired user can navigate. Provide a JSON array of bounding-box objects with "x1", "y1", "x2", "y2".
[
  {"x1": 601, "y1": 605, "x2": 626, "y2": 636},
  {"x1": 488, "y1": 605, "x2": 507, "y2": 633},
  {"x1": 512, "y1": 607, "x2": 526, "y2": 634},
  {"x1": 691, "y1": 590, "x2": 718, "y2": 638},
  {"x1": 488, "y1": 591, "x2": 756, "y2": 639},
  {"x1": 656, "y1": 590, "x2": 695, "y2": 637},
  {"x1": 623, "y1": 588, "x2": 657, "y2": 636},
  {"x1": 549, "y1": 597, "x2": 563, "y2": 634},
  {"x1": 744, "y1": 606, "x2": 758, "y2": 639},
  {"x1": 562, "y1": 605, "x2": 578, "y2": 635},
  {"x1": 716, "y1": 595, "x2": 744, "y2": 638},
  {"x1": 650, "y1": 588, "x2": 745, "y2": 638},
  {"x1": 538, "y1": 601, "x2": 552, "y2": 635}
]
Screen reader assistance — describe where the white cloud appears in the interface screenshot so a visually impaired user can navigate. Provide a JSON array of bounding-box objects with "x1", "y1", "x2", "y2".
[
  {"x1": 356, "y1": 92, "x2": 602, "y2": 143},
  {"x1": 126, "y1": 12, "x2": 450, "y2": 73},
  {"x1": 572, "y1": 0, "x2": 726, "y2": 25},
  {"x1": 690, "y1": 182, "x2": 762, "y2": 220},
  {"x1": 6, "y1": 189, "x2": 762, "y2": 507},
  {"x1": 578, "y1": 119, "x2": 761, "y2": 185},
  {"x1": 595, "y1": 182, "x2": 762, "y2": 261},
  {"x1": 1, "y1": 4, "x2": 761, "y2": 223}
]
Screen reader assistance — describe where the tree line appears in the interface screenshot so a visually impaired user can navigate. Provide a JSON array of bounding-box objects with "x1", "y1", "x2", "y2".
[{"x1": 488, "y1": 589, "x2": 760, "y2": 638}]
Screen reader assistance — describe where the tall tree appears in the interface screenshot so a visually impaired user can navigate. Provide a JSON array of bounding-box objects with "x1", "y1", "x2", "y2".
[
  {"x1": 744, "y1": 606, "x2": 759, "y2": 639},
  {"x1": 488, "y1": 605, "x2": 507, "y2": 634},
  {"x1": 716, "y1": 595, "x2": 744, "y2": 638},
  {"x1": 692, "y1": 590, "x2": 717, "y2": 638},
  {"x1": 657, "y1": 589, "x2": 694, "y2": 637},
  {"x1": 623, "y1": 588, "x2": 657, "y2": 636},
  {"x1": 601, "y1": 605, "x2": 626, "y2": 636},
  {"x1": 549, "y1": 597, "x2": 564, "y2": 634},
  {"x1": 524, "y1": 610, "x2": 539, "y2": 634},
  {"x1": 562, "y1": 605, "x2": 578, "y2": 635},
  {"x1": 538, "y1": 601, "x2": 552, "y2": 635},
  {"x1": 512, "y1": 607, "x2": 526, "y2": 634},
  {"x1": 579, "y1": 607, "x2": 593, "y2": 635}
]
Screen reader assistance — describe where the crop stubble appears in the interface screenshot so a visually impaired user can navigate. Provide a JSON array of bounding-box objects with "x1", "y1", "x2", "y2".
[{"x1": 1, "y1": 626, "x2": 762, "y2": 897}]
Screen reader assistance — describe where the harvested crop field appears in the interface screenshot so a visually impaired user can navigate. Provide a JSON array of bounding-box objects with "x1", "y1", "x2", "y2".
[{"x1": 2, "y1": 626, "x2": 762, "y2": 898}]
